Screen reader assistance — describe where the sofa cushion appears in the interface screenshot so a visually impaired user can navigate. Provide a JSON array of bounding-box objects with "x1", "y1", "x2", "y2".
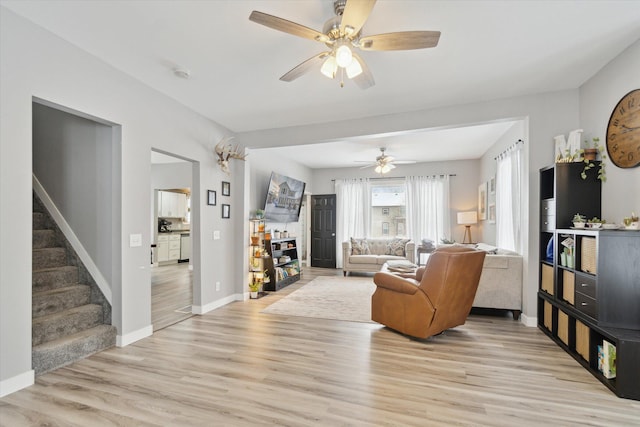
[
  {"x1": 349, "y1": 255, "x2": 379, "y2": 264},
  {"x1": 377, "y1": 255, "x2": 407, "y2": 265},
  {"x1": 350, "y1": 238, "x2": 370, "y2": 255},
  {"x1": 386, "y1": 238, "x2": 410, "y2": 256}
]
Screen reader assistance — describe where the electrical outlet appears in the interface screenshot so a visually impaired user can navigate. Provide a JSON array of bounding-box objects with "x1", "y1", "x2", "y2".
[{"x1": 215, "y1": 281, "x2": 221, "y2": 291}]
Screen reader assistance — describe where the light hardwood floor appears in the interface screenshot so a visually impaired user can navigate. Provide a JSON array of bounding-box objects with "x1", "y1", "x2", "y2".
[
  {"x1": 2, "y1": 267, "x2": 639, "y2": 426},
  {"x1": 151, "y1": 262, "x2": 193, "y2": 332}
]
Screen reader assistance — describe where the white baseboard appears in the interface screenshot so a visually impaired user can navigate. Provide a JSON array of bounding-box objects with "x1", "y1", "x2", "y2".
[
  {"x1": 0, "y1": 369, "x2": 34, "y2": 397},
  {"x1": 521, "y1": 314, "x2": 537, "y2": 327},
  {"x1": 116, "y1": 325, "x2": 153, "y2": 347},
  {"x1": 193, "y1": 293, "x2": 243, "y2": 315}
]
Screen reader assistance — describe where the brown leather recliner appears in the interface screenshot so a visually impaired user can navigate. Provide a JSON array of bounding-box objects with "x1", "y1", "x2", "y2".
[{"x1": 371, "y1": 246, "x2": 486, "y2": 338}]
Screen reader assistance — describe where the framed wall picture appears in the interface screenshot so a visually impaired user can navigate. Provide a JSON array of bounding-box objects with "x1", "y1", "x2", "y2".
[
  {"x1": 222, "y1": 204, "x2": 230, "y2": 218},
  {"x1": 222, "y1": 181, "x2": 230, "y2": 196},
  {"x1": 478, "y1": 182, "x2": 488, "y2": 220},
  {"x1": 207, "y1": 190, "x2": 216, "y2": 206},
  {"x1": 489, "y1": 176, "x2": 496, "y2": 194}
]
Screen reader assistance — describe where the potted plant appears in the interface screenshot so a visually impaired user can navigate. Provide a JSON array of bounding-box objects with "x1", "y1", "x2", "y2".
[
  {"x1": 572, "y1": 213, "x2": 586, "y2": 228},
  {"x1": 587, "y1": 216, "x2": 605, "y2": 229},
  {"x1": 248, "y1": 280, "x2": 260, "y2": 298},
  {"x1": 580, "y1": 137, "x2": 607, "y2": 182}
]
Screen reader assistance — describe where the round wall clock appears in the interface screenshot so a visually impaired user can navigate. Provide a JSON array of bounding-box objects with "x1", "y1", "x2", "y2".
[{"x1": 606, "y1": 89, "x2": 640, "y2": 168}]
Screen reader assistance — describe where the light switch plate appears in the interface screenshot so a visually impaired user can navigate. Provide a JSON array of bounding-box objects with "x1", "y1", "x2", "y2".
[
  {"x1": 129, "y1": 233, "x2": 142, "y2": 247},
  {"x1": 213, "y1": 230, "x2": 220, "y2": 240}
]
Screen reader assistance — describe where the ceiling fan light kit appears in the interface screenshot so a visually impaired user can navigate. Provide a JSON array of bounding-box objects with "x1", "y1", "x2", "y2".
[{"x1": 249, "y1": 0, "x2": 440, "y2": 89}]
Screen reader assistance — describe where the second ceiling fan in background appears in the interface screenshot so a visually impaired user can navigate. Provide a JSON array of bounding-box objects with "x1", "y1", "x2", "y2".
[{"x1": 249, "y1": 0, "x2": 441, "y2": 88}]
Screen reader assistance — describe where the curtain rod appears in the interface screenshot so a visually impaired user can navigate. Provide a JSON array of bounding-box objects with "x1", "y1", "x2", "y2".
[
  {"x1": 494, "y1": 139, "x2": 524, "y2": 160},
  {"x1": 331, "y1": 174, "x2": 456, "y2": 182}
]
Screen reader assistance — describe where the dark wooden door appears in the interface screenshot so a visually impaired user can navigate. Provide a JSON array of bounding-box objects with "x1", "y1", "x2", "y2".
[{"x1": 311, "y1": 194, "x2": 336, "y2": 268}]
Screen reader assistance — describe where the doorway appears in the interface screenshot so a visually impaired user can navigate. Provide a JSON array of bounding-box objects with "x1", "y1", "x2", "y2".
[
  {"x1": 311, "y1": 194, "x2": 337, "y2": 268},
  {"x1": 150, "y1": 150, "x2": 194, "y2": 331}
]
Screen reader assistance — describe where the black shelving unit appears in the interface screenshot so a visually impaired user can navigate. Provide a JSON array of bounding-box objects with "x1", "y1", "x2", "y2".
[
  {"x1": 538, "y1": 163, "x2": 640, "y2": 400},
  {"x1": 264, "y1": 237, "x2": 300, "y2": 291}
]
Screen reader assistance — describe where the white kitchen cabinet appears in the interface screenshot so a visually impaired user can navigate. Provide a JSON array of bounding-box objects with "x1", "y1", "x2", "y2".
[
  {"x1": 157, "y1": 235, "x2": 169, "y2": 262},
  {"x1": 158, "y1": 191, "x2": 187, "y2": 218},
  {"x1": 168, "y1": 234, "x2": 181, "y2": 260}
]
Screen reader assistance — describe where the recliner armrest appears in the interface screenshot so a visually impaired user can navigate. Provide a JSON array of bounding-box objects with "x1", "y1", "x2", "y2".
[{"x1": 373, "y1": 272, "x2": 420, "y2": 295}]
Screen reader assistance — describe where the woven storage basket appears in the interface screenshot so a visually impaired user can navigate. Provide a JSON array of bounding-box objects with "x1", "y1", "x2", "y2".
[{"x1": 581, "y1": 237, "x2": 597, "y2": 274}]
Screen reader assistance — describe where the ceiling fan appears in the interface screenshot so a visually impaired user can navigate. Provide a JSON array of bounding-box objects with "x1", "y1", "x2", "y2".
[
  {"x1": 249, "y1": 0, "x2": 440, "y2": 88},
  {"x1": 357, "y1": 147, "x2": 417, "y2": 174}
]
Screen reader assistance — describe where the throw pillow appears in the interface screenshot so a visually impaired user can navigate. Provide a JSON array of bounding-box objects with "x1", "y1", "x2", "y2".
[
  {"x1": 350, "y1": 238, "x2": 370, "y2": 255},
  {"x1": 386, "y1": 238, "x2": 410, "y2": 256}
]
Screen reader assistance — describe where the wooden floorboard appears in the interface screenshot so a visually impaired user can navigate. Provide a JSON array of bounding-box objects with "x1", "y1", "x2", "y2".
[
  {"x1": 151, "y1": 262, "x2": 193, "y2": 332},
  {"x1": 2, "y1": 267, "x2": 640, "y2": 426}
]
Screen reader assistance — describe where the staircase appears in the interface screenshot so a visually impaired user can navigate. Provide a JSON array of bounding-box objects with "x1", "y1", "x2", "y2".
[{"x1": 32, "y1": 199, "x2": 116, "y2": 375}]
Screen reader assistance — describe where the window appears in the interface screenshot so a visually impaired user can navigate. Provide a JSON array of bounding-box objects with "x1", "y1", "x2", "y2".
[{"x1": 370, "y1": 182, "x2": 406, "y2": 238}]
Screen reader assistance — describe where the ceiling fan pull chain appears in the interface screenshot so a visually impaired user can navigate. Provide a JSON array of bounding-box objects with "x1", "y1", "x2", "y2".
[{"x1": 340, "y1": 67, "x2": 345, "y2": 88}]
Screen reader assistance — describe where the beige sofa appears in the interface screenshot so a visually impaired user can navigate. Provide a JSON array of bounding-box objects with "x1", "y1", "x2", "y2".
[
  {"x1": 474, "y1": 247, "x2": 523, "y2": 320},
  {"x1": 428, "y1": 244, "x2": 523, "y2": 319},
  {"x1": 342, "y1": 238, "x2": 415, "y2": 276}
]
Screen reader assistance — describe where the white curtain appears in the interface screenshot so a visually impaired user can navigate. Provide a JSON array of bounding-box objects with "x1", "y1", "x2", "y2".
[
  {"x1": 405, "y1": 175, "x2": 451, "y2": 246},
  {"x1": 496, "y1": 142, "x2": 523, "y2": 253},
  {"x1": 335, "y1": 178, "x2": 370, "y2": 268}
]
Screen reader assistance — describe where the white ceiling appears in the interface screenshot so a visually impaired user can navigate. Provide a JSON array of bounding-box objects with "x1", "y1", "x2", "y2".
[{"x1": 4, "y1": 0, "x2": 640, "y2": 168}]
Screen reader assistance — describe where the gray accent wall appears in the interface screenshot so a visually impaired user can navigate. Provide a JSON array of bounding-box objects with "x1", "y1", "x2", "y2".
[{"x1": 33, "y1": 102, "x2": 114, "y2": 285}]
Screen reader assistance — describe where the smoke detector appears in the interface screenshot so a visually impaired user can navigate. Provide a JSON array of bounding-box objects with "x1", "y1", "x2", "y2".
[{"x1": 173, "y1": 68, "x2": 191, "y2": 79}]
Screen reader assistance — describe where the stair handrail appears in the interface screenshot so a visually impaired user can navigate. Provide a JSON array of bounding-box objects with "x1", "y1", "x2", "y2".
[{"x1": 32, "y1": 174, "x2": 112, "y2": 303}]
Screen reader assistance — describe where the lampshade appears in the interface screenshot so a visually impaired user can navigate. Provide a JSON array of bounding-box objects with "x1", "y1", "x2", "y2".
[
  {"x1": 345, "y1": 57, "x2": 363, "y2": 78},
  {"x1": 320, "y1": 56, "x2": 337, "y2": 79},
  {"x1": 335, "y1": 44, "x2": 353, "y2": 68},
  {"x1": 457, "y1": 211, "x2": 477, "y2": 225},
  {"x1": 374, "y1": 162, "x2": 395, "y2": 174}
]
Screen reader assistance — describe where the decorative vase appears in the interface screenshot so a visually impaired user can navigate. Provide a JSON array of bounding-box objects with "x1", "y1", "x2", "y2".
[
  {"x1": 560, "y1": 252, "x2": 567, "y2": 267},
  {"x1": 251, "y1": 236, "x2": 260, "y2": 245},
  {"x1": 250, "y1": 291, "x2": 258, "y2": 299}
]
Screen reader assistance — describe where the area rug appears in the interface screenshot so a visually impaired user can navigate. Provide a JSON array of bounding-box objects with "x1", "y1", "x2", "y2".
[{"x1": 261, "y1": 276, "x2": 376, "y2": 323}]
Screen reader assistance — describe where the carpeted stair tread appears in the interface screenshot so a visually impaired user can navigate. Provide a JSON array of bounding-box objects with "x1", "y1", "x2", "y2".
[
  {"x1": 33, "y1": 229, "x2": 57, "y2": 249},
  {"x1": 32, "y1": 304, "x2": 103, "y2": 346},
  {"x1": 32, "y1": 324, "x2": 117, "y2": 375},
  {"x1": 32, "y1": 285, "x2": 91, "y2": 318},
  {"x1": 32, "y1": 212, "x2": 48, "y2": 230},
  {"x1": 32, "y1": 247, "x2": 66, "y2": 269},
  {"x1": 32, "y1": 266, "x2": 79, "y2": 291}
]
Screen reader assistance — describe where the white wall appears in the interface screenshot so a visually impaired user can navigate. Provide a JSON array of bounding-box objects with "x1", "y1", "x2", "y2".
[
  {"x1": 311, "y1": 159, "x2": 480, "y2": 243},
  {"x1": 579, "y1": 39, "x2": 640, "y2": 222},
  {"x1": 0, "y1": 8, "x2": 237, "y2": 395}
]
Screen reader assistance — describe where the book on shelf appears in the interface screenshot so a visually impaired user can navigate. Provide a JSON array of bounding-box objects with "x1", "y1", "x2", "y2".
[{"x1": 598, "y1": 341, "x2": 617, "y2": 379}]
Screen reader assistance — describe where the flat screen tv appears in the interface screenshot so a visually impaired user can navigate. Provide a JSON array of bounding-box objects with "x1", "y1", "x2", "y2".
[{"x1": 263, "y1": 172, "x2": 306, "y2": 223}]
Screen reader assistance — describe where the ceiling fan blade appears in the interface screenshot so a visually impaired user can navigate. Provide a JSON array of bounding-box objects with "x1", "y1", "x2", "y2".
[
  {"x1": 351, "y1": 52, "x2": 375, "y2": 89},
  {"x1": 359, "y1": 164, "x2": 377, "y2": 169},
  {"x1": 280, "y1": 52, "x2": 331, "y2": 82},
  {"x1": 359, "y1": 31, "x2": 441, "y2": 51},
  {"x1": 249, "y1": 11, "x2": 330, "y2": 43},
  {"x1": 392, "y1": 160, "x2": 417, "y2": 164},
  {"x1": 341, "y1": 0, "x2": 377, "y2": 37}
]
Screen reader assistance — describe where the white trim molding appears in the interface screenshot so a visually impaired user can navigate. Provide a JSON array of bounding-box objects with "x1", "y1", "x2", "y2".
[
  {"x1": 193, "y1": 294, "x2": 243, "y2": 315},
  {"x1": 0, "y1": 369, "x2": 34, "y2": 397},
  {"x1": 116, "y1": 325, "x2": 153, "y2": 347},
  {"x1": 33, "y1": 175, "x2": 112, "y2": 303},
  {"x1": 521, "y1": 314, "x2": 537, "y2": 327}
]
